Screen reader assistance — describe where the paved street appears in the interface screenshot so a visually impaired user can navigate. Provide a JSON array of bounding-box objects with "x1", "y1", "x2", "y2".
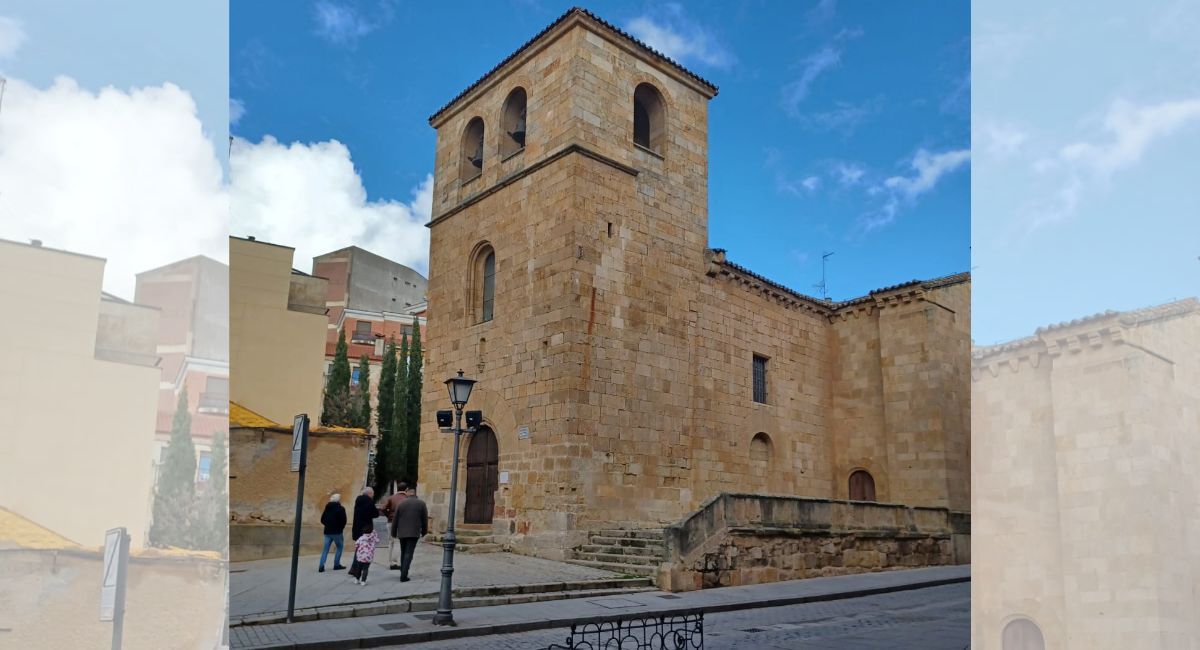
[
  {"x1": 388, "y1": 582, "x2": 970, "y2": 649},
  {"x1": 231, "y1": 517, "x2": 620, "y2": 619}
]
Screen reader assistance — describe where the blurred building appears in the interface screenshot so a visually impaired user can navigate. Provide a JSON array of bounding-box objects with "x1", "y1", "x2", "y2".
[
  {"x1": 313, "y1": 246, "x2": 427, "y2": 433},
  {"x1": 0, "y1": 238, "x2": 160, "y2": 548},
  {"x1": 972, "y1": 299, "x2": 1200, "y2": 649},
  {"x1": 134, "y1": 255, "x2": 229, "y2": 490}
]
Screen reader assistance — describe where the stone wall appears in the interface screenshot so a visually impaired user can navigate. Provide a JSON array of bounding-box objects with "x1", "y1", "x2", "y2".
[
  {"x1": 0, "y1": 549, "x2": 226, "y2": 649},
  {"x1": 658, "y1": 493, "x2": 966, "y2": 592},
  {"x1": 230, "y1": 424, "x2": 371, "y2": 561}
]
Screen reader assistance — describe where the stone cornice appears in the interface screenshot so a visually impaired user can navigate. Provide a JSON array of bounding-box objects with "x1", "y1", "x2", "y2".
[{"x1": 426, "y1": 142, "x2": 638, "y2": 228}]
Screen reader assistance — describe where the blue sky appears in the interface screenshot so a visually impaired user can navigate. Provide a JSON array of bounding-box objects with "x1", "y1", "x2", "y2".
[
  {"x1": 973, "y1": 0, "x2": 1200, "y2": 344},
  {"x1": 231, "y1": 0, "x2": 970, "y2": 304}
]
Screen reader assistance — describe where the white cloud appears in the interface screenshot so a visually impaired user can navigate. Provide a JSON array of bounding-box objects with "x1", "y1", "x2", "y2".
[
  {"x1": 834, "y1": 162, "x2": 865, "y2": 186},
  {"x1": 864, "y1": 148, "x2": 970, "y2": 230},
  {"x1": 978, "y1": 120, "x2": 1028, "y2": 156},
  {"x1": 782, "y1": 46, "x2": 840, "y2": 113},
  {"x1": 0, "y1": 16, "x2": 25, "y2": 59},
  {"x1": 626, "y1": 5, "x2": 734, "y2": 69},
  {"x1": 312, "y1": 1, "x2": 389, "y2": 46},
  {"x1": 1058, "y1": 97, "x2": 1200, "y2": 176},
  {"x1": 230, "y1": 136, "x2": 431, "y2": 275},
  {"x1": 802, "y1": 176, "x2": 821, "y2": 191},
  {"x1": 230, "y1": 98, "x2": 246, "y2": 126},
  {"x1": 796, "y1": 97, "x2": 881, "y2": 133},
  {"x1": 0, "y1": 76, "x2": 227, "y2": 299}
]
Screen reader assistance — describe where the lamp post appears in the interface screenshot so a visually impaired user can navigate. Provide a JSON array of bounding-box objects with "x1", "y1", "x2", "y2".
[{"x1": 433, "y1": 369, "x2": 476, "y2": 626}]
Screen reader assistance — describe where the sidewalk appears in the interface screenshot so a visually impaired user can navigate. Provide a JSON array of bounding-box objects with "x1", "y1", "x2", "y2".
[
  {"x1": 231, "y1": 518, "x2": 624, "y2": 621},
  {"x1": 230, "y1": 564, "x2": 970, "y2": 649}
]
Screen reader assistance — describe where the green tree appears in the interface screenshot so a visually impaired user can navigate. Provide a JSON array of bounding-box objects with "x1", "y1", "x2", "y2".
[
  {"x1": 321, "y1": 328, "x2": 353, "y2": 426},
  {"x1": 372, "y1": 337, "x2": 398, "y2": 494},
  {"x1": 195, "y1": 429, "x2": 228, "y2": 554},
  {"x1": 389, "y1": 332, "x2": 410, "y2": 484},
  {"x1": 404, "y1": 320, "x2": 424, "y2": 485},
  {"x1": 353, "y1": 354, "x2": 372, "y2": 430},
  {"x1": 149, "y1": 389, "x2": 197, "y2": 548}
]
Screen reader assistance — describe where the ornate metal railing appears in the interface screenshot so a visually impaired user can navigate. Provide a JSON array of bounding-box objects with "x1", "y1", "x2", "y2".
[{"x1": 546, "y1": 613, "x2": 703, "y2": 650}]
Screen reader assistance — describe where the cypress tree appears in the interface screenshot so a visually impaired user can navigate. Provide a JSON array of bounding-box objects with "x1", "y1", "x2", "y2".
[
  {"x1": 390, "y1": 332, "x2": 410, "y2": 484},
  {"x1": 149, "y1": 389, "x2": 197, "y2": 548},
  {"x1": 373, "y1": 337, "x2": 397, "y2": 494},
  {"x1": 321, "y1": 328, "x2": 353, "y2": 426},
  {"x1": 196, "y1": 429, "x2": 228, "y2": 554},
  {"x1": 404, "y1": 319, "x2": 424, "y2": 485},
  {"x1": 353, "y1": 354, "x2": 372, "y2": 430}
]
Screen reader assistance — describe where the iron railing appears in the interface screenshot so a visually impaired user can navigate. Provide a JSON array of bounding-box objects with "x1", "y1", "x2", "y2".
[{"x1": 546, "y1": 613, "x2": 703, "y2": 650}]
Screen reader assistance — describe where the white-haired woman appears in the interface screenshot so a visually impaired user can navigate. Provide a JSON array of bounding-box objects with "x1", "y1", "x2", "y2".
[{"x1": 318, "y1": 493, "x2": 347, "y2": 572}]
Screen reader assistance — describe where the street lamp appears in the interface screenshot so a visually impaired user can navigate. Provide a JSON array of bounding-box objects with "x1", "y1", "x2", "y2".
[{"x1": 433, "y1": 370, "x2": 476, "y2": 626}]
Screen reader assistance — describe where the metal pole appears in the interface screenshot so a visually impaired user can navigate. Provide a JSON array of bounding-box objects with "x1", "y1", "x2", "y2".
[
  {"x1": 286, "y1": 416, "x2": 309, "y2": 624},
  {"x1": 110, "y1": 531, "x2": 129, "y2": 650},
  {"x1": 433, "y1": 405, "x2": 463, "y2": 626}
]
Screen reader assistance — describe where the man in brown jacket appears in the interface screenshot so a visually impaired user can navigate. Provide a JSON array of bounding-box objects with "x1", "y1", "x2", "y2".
[
  {"x1": 390, "y1": 485, "x2": 428, "y2": 582},
  {"x1": 382, "y1": 482, "x2": 408, "y2": 570}
]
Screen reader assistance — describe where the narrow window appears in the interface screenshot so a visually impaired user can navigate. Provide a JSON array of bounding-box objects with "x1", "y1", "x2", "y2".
[
  {"x1": 752, "y1": 355, "x2": 768, "y2": 404},
  {"x1": 460, "y1": 117, "x2": 485, "y2": 183},
  {"x1": 197, "y1": 454, "x2": 212, "y2": 483},
  {"x1": 500, "y1": 87, "x2": 527, "y2": 158},
  {"x1": 481, "y1": 251, "x2": 496, "y2": 322},
  {"x1": 632, "y1": 83, "x2": 666, "y2": 153},
  {"x1": 849, "y1": 470, "x2": 876, "y2": 502},
  {"x1": 607, "y1": 222, "x2": 613, "y2": 237}
]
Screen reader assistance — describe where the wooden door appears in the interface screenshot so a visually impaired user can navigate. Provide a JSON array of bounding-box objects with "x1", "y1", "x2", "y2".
[
  {"x1": 849, "y1": 470, "x2": 876, "y2": 502},
  {"x1": 464, "y1": 427, "x2": 498, "y2": 524}
]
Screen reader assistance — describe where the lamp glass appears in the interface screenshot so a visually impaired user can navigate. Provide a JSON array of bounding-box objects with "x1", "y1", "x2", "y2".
[{"x1": 445, "y1": 372, "x2": 476, "y2": 407}]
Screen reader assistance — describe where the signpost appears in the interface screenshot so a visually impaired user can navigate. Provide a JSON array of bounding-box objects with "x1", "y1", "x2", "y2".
[
  {"x1": 286, "y1": 414, "x2": 310, "y2": 623},
  {"x1": 101, "y1": 527, "x2": 130, "y2": 650}
]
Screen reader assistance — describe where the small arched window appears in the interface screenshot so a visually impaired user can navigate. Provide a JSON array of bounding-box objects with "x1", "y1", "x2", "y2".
[
  {"x1": 471, "y1": 244, "x2": 496, "y2": 323},
  {"x1": 632, "y1": 83, "x2": 666, "y2": 153},
  {"x1": 461, "y1": 117, "x2": 485, "y2": 183},
  {"x1": 749, "y1": 433, "x2": 772, "y2": 479},
  {"x1": 500, "y1": 87, "x2": 527, "y2": 158},
  {"x1": 1002, "y1": 618, "x2": 1045, "y2": 650},
  {"x1": 849, "y1": 470, "x2": 876, "y2": 502}
]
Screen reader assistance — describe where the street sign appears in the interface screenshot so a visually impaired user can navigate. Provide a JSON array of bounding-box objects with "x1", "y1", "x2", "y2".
[
  {"x1": 291, "y1": 414, "x2": 308, "y2": 472},
  {"x1": 518, "y1": 425, "x2": 530, "y2": 440},
  {"x1": 101, "y1": 527, "x2": 129, "y2": 649}
]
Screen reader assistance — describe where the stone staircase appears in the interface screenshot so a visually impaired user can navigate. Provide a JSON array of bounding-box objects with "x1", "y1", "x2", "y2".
[
  {"x1": 451, "y1": 523, "x2": 502, "y2": 553},
  {"x1": 567, "y1": 528, "x2": 667, "y2": 579}
]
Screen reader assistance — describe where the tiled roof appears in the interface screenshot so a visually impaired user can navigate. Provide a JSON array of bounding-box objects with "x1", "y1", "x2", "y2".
[
  {"x1": 229, "y1": 401, "x2": 370, "y2": 436},
  {"x1": 712, "y1": 250, "x2": 969, "y2": 312},
  {"x1": 0, "y1": 507, "x2": 81, "y2": 550},
  {"x1": 429, "y1": 6, "x2": 719, "y2": 124}
]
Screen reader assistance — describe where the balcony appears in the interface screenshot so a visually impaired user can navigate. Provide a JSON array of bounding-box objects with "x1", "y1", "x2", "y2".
[
  {"x1": 197, "y1": 392, "x2": 230, "y2": 414},
  {"x1": 350, "y1": 330, "x2": 377, "y2": 345}
]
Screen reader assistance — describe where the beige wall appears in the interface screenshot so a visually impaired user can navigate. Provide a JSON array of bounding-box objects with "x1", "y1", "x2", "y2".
[
  {"x1": 420, "y1": 18, "x2": 970, "y2": 559},
  {"x1": 0, "y1": 240, "x2": 160, "y2": 549},
  {"x1": 229, "y1": 237, "x2": 328, "y2": 425},
  {"x1": 972, "y1": 300, "x2": 1199, "y2": 649}
]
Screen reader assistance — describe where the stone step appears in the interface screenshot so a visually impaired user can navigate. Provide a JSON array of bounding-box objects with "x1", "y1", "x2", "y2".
[
  {"x1": 563, "y1": 559, "x2": 659, "y2": 578},
  {"x1": 578, "y1": 544, "x2": 663, "y2": 558},
  {"x1": 455, "y1": 534, "x2": 495, "y2": 544},
  {"x1": 589, "y1": 535, "x2": 665, "y2": 549},
  {"x1": 572, "y1": 551, "x2": 660, "y2": 566},
  {"x1": 456, "y1": 528, "x2": 493, "y2": 537},
  {"x1": 595, "y1": 529, "x2": 664, "y2": 540},
  {"x1": 458, "y1": 523, "x2": 492, "y2": 532},
  {"x1": 457, "y1": 542, "x2": 502, "y2": 553}
]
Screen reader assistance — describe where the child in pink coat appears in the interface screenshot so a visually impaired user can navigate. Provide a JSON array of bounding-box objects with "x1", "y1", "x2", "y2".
[{"x1": 352, "y1": 520, "x2": 379, "y2": 585}]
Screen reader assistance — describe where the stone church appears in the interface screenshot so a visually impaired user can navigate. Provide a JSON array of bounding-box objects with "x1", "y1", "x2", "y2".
[{"x1": 418, "y1": 8, "x2": 970, "y2": 571}]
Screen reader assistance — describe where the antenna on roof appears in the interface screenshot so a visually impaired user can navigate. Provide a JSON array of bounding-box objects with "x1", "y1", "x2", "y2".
[{"x1": 813, "y1": 251, "x2": 834, "y2": 300}]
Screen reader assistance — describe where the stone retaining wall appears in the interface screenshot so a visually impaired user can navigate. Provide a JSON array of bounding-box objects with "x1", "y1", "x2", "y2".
[{"x1": 658, "y1": 493, "x2": 969, "y2": 592}]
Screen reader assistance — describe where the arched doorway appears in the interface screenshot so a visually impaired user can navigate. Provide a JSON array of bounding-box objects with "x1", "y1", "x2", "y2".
[
  {"x1": 464, "y1": 426, "x2": 498, "y2": 524},
  {"x1": 1002, "y1": 617, "x2": 1045, "y2": 650},
  {"x1": 849, "y1": 469, "x2": 876, "y2": 502}
]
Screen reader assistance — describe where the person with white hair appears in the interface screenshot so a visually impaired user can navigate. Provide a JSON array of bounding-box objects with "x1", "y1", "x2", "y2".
[
  {"x1": 318, "y1": 493, "x2": 347, "y2": 572},
  {"x1": 351, "y1": 486, "x2": 379, "y2": 541}
]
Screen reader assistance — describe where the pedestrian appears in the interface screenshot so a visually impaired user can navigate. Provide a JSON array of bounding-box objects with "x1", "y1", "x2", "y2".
[
  {"x1": 383, "y1": 481, "x2": 409, "y2": 570},
  {"x1": 351, "y1": 520, "x2": 379, "y2": 585},
  {"x1": 317, "y1": 493, "x2": 347, "y2": 572},
  {"x1": 391, "y1": 484, "x2": 429, "y2": 582},
  {"x1": 351, "y1": 486, "x2": 379, "y2": 540}
]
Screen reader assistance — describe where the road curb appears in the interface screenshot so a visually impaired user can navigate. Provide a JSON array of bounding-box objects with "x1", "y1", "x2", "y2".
[{"x1": 236, "y1": 572, "x2": 970, "y2": 649}]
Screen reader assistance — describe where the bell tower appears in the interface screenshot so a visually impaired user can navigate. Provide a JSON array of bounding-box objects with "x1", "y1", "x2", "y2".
[{"x1": 420, "y1": 8, "x2": 719, "y2": 554}]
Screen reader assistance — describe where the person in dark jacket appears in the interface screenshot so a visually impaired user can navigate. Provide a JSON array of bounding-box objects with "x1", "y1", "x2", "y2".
[
  {"x1": 318, "y1": 493, "x2": 347, "y2": 572},
  {"x1": 351, "y1": 486, "x2": 379, "y2": 540},
  {"x1": 391, "y1": 485, "x2": 429, "y2": 582}
]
